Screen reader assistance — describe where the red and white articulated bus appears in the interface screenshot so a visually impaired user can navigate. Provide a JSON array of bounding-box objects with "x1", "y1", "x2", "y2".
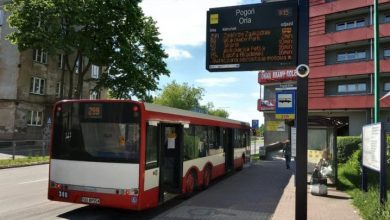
[{"x1": 48, "y1": 99, "x2": 250, "y2": 210}]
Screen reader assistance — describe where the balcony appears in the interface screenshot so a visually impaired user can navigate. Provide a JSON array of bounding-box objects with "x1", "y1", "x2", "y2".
[
  {"x1": 310, "y1": 23, "x2": 390, "y2": 48},
  {"x1": 310, "y1": 0, "x2": 390, "y2": 18},
  {"x1": 310, "y1": 59, "x2": 390, "y2": 79}
]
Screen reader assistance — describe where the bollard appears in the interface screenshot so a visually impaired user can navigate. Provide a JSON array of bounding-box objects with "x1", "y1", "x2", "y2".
[{"x1": 12, "y1": 141, "x2": 16, "y2": 160}]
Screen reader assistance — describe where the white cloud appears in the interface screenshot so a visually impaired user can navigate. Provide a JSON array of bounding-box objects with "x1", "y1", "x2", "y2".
[
  {"x1": 195, "y1": 77, "x2": 239, "y2": 87},
  {"x1": 141, "y1": 0, "x2": 242, "y2": 47},
  {"x1": 166, "y1": 47, "x2": 192, "y2": 60}
]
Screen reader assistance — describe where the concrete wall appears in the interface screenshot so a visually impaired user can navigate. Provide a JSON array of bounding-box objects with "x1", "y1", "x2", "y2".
[
  {"x1": 0, "y1": 5, "x2": 19, "y2": 100},
  {"x1": 0, "y1": 102, "x2": 15, "y2": 139}
]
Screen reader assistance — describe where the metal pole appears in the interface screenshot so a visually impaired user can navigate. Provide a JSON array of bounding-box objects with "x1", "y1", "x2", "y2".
[
  {"x1": 374, "y1": 0, "x2": 386, "y2": 205},
  {"x1": 380, "y1": 123, "x2": 387, "y2": 204},
  {"x1": 296, "y1": 0, "x2": 309, "y2": 220},
  {"x1": 255, "y1": 136, "x2": 257, "y2": 156},
  {"x1": 373, "y1": 0, "x2": 380, "y2": 123}
]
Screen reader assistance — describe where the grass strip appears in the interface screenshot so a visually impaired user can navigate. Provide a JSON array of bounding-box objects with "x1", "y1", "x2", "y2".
[{"x1": 0, "y1": 156, "x2": 49, "y2": 169}]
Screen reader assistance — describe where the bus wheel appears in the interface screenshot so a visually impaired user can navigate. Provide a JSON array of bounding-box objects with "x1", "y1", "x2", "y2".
[
  {"x1": 203, "y1": 167, "x2": 211, "y2": 190},
  {"x1": 185, "y1": 171, "x2": 197, "y2": 196}
]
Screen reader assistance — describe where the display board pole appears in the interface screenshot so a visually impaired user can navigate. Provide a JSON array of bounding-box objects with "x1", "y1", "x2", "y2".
[{"x1": 295, "y1": 0, "x2": 309, "y2": 220}]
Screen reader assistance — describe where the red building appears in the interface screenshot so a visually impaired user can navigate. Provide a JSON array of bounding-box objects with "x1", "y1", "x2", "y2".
[{"x1": 259, "y1": 0, "x2": 390, "y2": 145}]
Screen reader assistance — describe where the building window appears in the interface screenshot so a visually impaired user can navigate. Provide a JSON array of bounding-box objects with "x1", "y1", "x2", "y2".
[
  {"x1": 384, "y1": 82, "x2": 390, "y2": 91},
  {"x1": 337, "y1": 83, "x2": 367, "y2": 93},
  {"x1": 336, "y1": 19, "x2": 365, "y2": 31},
  {"x1": 385, "y1": 15, "x2": 390, "y2": 23},
  {"x1": 337, "y1": 51, "x2": 366, "y2": 62},
  {"x1": 30, "y1": 77, "x2": 46, "y2": 95},
  {"x1": 27, "y1": 110, "x2": 43, "y2": 126},
  {"x1": 55, "y1": 82, "x2": 62, "y2": 97},
  {"x1": 57, "y1": 54, "x2": 64, "y2": 69},
  {"x1": 384, "y1": 49, "x2": 390, "y2": 58},
  {"x1": 91, "y1": 65, "x2": 99, "y2": 79},
  {"x1": 0, "y1": 10, "x2": 4, "y2": 26},
  {"x1": 89, "y1": 90, "x2": 100, "y2": 100},
  {"x1": 33, "y1": 49, "x2": 48, "y2": 64}
]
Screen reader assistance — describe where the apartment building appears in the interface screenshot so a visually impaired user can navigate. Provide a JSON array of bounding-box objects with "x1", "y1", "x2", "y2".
[
  {"x1": 0, "y1": 4, "x2": 107, "y2": 140},
  {"x1": 259, "y1": 0, "x2": 390, "y2": 145}
]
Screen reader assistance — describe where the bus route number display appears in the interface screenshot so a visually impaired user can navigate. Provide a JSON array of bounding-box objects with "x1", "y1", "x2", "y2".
[
  {"x1": 85, "y1": 104, "x2": 103, "y2": 119},
  {"x1": 206, "y1": 1, "x2": 297, "y2": 72}
]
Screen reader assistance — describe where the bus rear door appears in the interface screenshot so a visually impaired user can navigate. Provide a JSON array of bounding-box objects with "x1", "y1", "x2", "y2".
[
  {"x1": 223, "y1": 128, "x2": 234, "y2": 172},
  {"x1": 158, "y1": 123, "x2": 183, "y2": 202}
]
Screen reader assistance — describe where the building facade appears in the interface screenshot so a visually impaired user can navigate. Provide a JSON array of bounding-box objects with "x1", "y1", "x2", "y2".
[
  {"x1": 259, "y1": 0, "x2": 390, "y2": 145},
  {"x1": 0, "y1": 3, "x2": 107, "y2": 141}
]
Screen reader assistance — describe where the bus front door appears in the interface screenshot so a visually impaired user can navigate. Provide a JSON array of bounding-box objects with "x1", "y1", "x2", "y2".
[
  {"x1": 223, "y1": 128, "x2": 234, "y2": 172},
  {"x1": 159, "y1": 124, "x2": 183, "y2": 202}
]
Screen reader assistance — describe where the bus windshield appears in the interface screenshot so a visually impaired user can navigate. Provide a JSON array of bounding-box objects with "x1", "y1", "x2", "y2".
[{"x1": 52, "y1": 102, "x2": 141, "y2": 163}]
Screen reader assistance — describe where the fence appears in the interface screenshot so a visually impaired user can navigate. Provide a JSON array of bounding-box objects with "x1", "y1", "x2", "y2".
[{"x1": 0, "y1": 140, "x2": 49, "y2": 160}]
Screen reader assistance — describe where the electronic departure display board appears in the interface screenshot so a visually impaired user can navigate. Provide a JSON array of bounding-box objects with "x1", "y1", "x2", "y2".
[{"x1": 206, "y1": 1, "x2": 297, "y2": 72}]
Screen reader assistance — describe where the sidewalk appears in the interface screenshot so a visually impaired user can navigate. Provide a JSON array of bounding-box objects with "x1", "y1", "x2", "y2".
[{"x1": 272, "y1": 175, "x2": 362, "y2": 220}]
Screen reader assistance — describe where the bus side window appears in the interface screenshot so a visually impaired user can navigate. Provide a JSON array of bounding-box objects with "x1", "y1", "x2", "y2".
[
  {"x1": 195, "y1": 126, "x2": 208, "y2": 157},
  {"x1": 184, "y1": 126, "x2": 197, "y2": 161},
  {"x1": 146, "y1": 125, "x2": 158, "y2": 169}
]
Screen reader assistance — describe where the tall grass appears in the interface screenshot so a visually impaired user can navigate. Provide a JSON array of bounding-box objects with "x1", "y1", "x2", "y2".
[
  {"x1": 338, "y1": 150, "x2": 390, "y2": 219},
  {"x1": 0, "y1": 156, "x2": 49, "y2": 169}
]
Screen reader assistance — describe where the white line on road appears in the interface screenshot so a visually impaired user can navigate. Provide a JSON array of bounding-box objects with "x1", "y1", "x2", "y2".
[{"x1": 18, "y1": 178, "x2": 48, "y2": 185}]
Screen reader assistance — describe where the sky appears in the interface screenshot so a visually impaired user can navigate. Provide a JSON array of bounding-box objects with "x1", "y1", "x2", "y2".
[{"x1": 140, "y1": 0, "x2": 264, "y2": 125}]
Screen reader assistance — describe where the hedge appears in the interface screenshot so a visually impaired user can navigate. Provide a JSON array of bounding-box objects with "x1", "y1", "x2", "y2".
[{"x1": 337, "y1": 136, "x2": 361, "y2": 164}]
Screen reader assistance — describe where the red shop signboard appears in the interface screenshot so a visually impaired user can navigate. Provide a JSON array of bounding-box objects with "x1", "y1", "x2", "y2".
[{"x1": 258, "y1": 69, "x2": 297, "y2": 84}]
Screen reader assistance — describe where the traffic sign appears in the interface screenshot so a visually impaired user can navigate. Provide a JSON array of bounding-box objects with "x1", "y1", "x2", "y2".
[
  {"x1": 251, "y1": 119, "x2": 259, "y2": 129},
  {"x1": 275, "y1": 90, "x2": 296, "y2": 119}
]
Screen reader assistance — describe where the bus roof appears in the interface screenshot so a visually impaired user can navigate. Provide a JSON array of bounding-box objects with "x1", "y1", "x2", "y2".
[
  {"x1": 144, "y1": 103, "x2": 250, "y2": 127},
  {"x1": 54, "y1": 100, "x2": 250, "y2": 127}
]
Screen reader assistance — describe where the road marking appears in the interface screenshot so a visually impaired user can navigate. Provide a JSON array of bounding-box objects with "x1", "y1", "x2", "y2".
[{"x1": 18, "y1": 178, "x2": 48, "y2": 185}]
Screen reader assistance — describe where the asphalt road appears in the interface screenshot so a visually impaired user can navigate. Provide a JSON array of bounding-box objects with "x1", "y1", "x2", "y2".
[{"x1": 0, "y1": 158, "x2": 291, "y2": 220}]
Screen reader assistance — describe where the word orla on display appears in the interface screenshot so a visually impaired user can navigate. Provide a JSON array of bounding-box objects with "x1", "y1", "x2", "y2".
[{"x1": 236, "y1": 8, "x2": 255, "y2": 24}]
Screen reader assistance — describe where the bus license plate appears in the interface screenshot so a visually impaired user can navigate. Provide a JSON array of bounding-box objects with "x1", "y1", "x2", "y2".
[{"x1": 81, "y1": 197, "x2": 100, "y2": 204}]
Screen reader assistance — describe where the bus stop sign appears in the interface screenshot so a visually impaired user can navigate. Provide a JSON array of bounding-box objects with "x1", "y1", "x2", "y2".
[{"x1": 275, "y1": 90, "x2": 296, "y2": 119}]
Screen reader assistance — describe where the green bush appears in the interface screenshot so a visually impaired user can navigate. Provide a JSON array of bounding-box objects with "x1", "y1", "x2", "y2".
[
  {"x1": 387, "y1": 135, "x2": 390, "y2": 165},
  {"x1": 338, "y1": 149, "x2": 362, "y2": 190},
  {"x1": 337, "y1": 136, "x2": 361, "y2": 163},
  {"x1": 337, "y1": 147, "x2": 390, "y2": 220}
]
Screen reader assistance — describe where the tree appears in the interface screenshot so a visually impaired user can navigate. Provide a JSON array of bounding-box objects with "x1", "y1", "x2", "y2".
[
  {"x1": 5, "y1": 0, "x2": 169, "y2": 99},
  {"x1": 154, "y1": 81, "x2": 229, "y2": 118},
  {"x1": 258, "y1": 124, "x2": 264, "y2": 137},
  {"x1": 154, "y1": 81, "x2": 204, "y2": 110},
  {"x1": 208, "y1": 108, "x2": 229, "y2": 118},
  {"x1": 199, "y1": 102, "x2": 229, "y2": 118}
]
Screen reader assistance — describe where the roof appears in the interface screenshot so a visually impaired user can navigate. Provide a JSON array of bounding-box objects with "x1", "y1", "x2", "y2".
[{"x1": 143, "y1": 103, "x2": 250, "y2": 127}]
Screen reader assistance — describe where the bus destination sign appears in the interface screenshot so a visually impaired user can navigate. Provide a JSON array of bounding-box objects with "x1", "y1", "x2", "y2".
[
  {"x1": 85, "y1": 104, "x2": 103, "y2": 119},
  {"x1": 206, "y1": 1, "x2": 297, "y2": 72}
]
